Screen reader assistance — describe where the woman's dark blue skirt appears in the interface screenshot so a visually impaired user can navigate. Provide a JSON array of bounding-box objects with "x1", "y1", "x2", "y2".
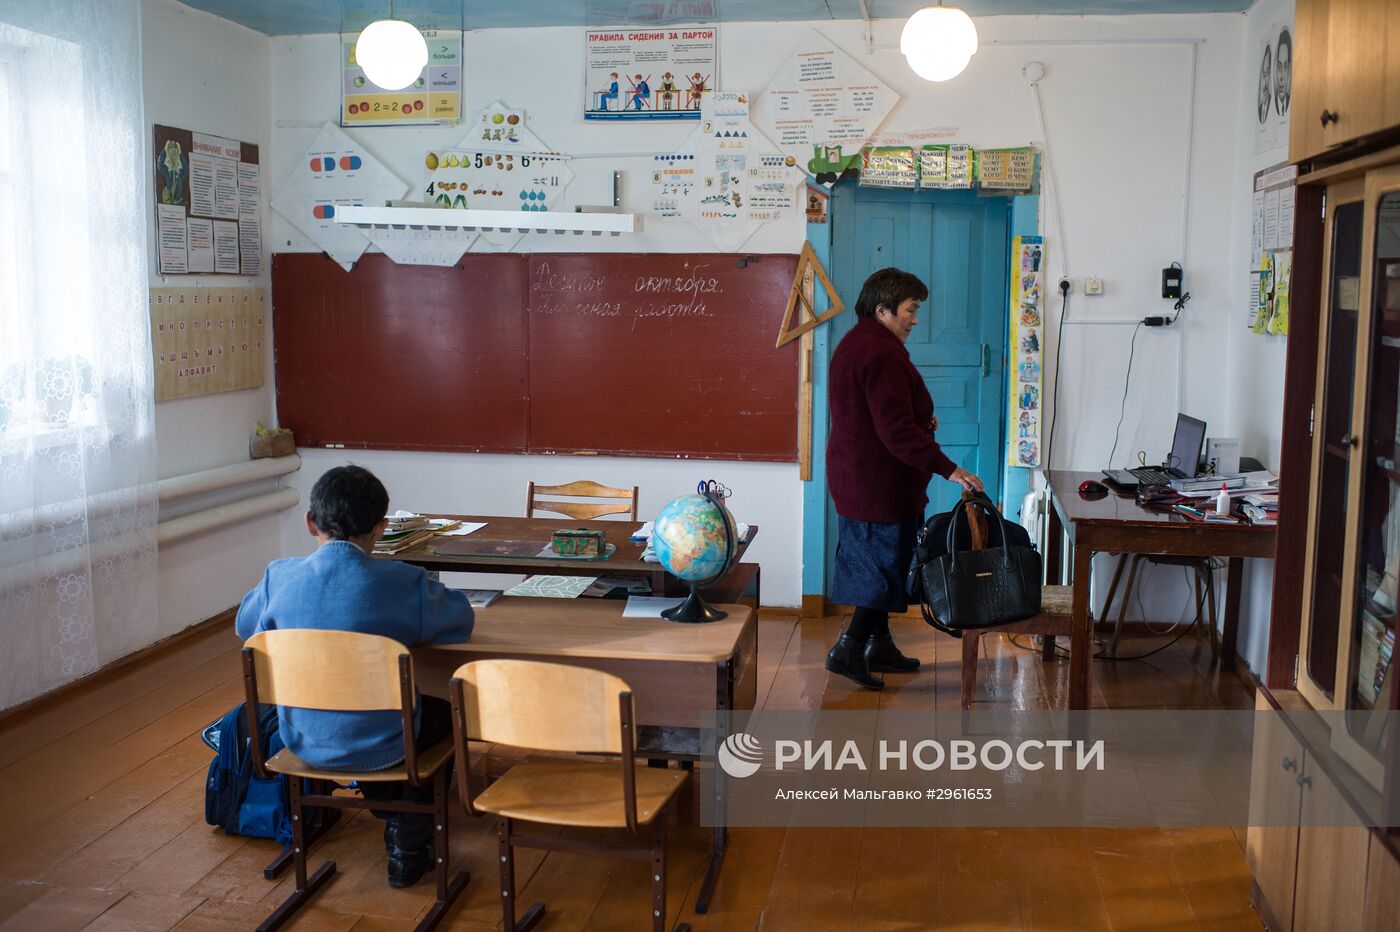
[{"x1": 830, "y1": 515, "x2": 922, "y2": 612}]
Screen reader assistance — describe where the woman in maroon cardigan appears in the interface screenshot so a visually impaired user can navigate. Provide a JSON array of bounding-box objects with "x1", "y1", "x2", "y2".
[{"x1": 825, "y1": 268, "x2": 983, "y2": 689}]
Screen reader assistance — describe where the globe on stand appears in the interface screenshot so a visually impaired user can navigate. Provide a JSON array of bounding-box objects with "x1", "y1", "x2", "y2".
[{"x1": 653, "y1": 480, "x2": 737, "y2": 623}]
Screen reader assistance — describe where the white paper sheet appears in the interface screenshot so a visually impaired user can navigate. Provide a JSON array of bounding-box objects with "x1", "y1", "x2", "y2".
[{"x1": 623, "y1": 596, "x2": 686, "y2": 617}]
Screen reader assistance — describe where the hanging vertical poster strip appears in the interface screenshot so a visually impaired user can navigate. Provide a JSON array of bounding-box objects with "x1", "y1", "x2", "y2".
[
  {"x1": 918, "y1": 144, "x2": 972, "y2": 189},
  {"x1": 1247, "y1": 161, "x2": 1296, "y2": 334},
  {"x1": 1008, "y1": 235, "x2": 1045, "y2": 468},
  {"x1": 858, "y1": 147, "x2": 916, "y2": 188},
  {"x1": 976, "y1": 147, "x2": 1036, "y2": 192}
]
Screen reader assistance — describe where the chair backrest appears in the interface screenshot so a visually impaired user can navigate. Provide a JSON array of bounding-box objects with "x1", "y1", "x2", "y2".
[
  {"x1": 961, "y1": 490, "x2": 989, "y2": 550},
  {"x1": 450, "y1": 659, "x2": 632, "y2": 754},
  {"x1": 525, "y1": 480, "x2": 639, "y2": 521},
  {"x1": 243, "y1": 629, "x2": 409, "y2": 712}
]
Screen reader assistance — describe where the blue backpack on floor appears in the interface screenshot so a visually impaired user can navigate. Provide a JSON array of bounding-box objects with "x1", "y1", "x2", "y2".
[{"x1": 203, "y1": 703, "x2": 293, "y2": 845}]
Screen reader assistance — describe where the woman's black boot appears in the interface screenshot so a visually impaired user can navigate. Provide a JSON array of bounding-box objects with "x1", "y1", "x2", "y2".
[
  {"x1": 825, "y1": 634, "x2": 885, "y2": 689},
  {"x1": 864, "y1": 632, "x2": 920, "y2": 672}
]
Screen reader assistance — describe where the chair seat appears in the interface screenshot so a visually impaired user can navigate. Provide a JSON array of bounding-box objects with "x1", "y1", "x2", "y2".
[
  {"x1": 474, "y1": 755, "x2": 688, "y2": 828},
  {"x1": 1040, "y1": 584, "x2": 1072, "y2": 616},
  {"x1": 265, "y1": 735, "x2": 455, "y2": 783}
]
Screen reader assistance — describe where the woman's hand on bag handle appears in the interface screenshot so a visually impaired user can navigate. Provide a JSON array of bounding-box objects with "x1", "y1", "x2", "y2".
[{"x1": 948, "y1": 467, "x2": 984, "y2": 493}]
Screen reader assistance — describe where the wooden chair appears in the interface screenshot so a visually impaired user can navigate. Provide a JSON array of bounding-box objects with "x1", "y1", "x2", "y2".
[
  {"x1": 525, "y1": 480, "x2": 639, "y2": 521},
  {"x1": 448, "y1": 659, "x2": 691, "y2": 932},
  {"x1": 955, "y1": 492, "x2": 1081, "y2": 710},
  {"x1": 1098, "y1": 552, "x2": 1219, "y2": 658},
  {"x1": 241, "y1": 630, "x2": 468, "y2": 932}
]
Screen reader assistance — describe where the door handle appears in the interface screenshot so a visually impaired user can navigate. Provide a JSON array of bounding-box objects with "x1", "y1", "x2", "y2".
[{"x1": 981, "y1": 344, "x2": 990, "y2": 377}]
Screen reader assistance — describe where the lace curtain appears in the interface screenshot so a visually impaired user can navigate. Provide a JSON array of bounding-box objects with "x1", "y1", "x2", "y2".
[{"x1": 0, "y1": 0, "x2": 158, "y2": 708}]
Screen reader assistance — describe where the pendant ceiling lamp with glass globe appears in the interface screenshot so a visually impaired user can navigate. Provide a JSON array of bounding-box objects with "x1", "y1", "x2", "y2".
[
  {"x1": 901, "y1": 3, "x2": 979, "y2": 82},
  {"x1": 355, "y1": 1, "x2": 428, "y2": 91}
]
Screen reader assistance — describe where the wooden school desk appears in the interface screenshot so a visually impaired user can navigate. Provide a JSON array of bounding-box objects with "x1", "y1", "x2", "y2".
[
  {"x1": 410, "y1": 597, "x2": 758, "y2": 915},
  {"x1": 1044, "y1": 471, "x2": 1277, "y2": 709},
  {"x1": 384, "y1": 514, "x2": 760, "y2": 603}
]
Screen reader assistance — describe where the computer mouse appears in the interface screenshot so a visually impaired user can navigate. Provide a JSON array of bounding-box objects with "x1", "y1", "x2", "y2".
[{"x1": 1079, "y1": 479, "x2": 1108, "y2": 497}]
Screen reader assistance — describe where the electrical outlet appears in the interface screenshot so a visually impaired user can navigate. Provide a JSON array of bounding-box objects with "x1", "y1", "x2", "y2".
[
  {"x1": 1058, "y1": 276, "x2": 1073, "y2": 295},
  {"x1": 1084, "y1": 276, "x2": 1103, "y2": 295}
]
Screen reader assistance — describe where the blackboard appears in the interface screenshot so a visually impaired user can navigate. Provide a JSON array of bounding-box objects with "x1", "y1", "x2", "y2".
[{"x1": 271, "y1": 251, "x2": 800, "y2": 461}]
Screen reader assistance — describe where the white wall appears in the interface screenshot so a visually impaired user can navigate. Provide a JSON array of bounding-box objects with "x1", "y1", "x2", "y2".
[
  {"x1": 263, "y1": 13, "x2": 1250, "y2": 610},
  {"x1": 1227, "y1": 0, "x2": 1295, "y2": 674},
  {"x1": 142, "y1": 0, "x2": 286, "y2": 633}
]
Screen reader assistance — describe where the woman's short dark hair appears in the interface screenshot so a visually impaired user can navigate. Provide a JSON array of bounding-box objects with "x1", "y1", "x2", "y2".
[
  {"x1": 308, "y1": 465, "x2": 389, "y2": 539},
  {"x1": 854, "y1": 268, "x2": 929, "y2": 318}
]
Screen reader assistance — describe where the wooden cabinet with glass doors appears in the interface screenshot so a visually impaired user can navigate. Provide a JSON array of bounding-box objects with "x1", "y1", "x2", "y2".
[{"x1": 1297, "y1": 165, "x2": 1400, "y2": 795}]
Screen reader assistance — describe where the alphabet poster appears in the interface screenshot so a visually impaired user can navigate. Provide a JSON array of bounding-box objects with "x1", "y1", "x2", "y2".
[
  {"x1": 149, "y1": 288, "x2": 264, "y2": 401},
  {"x1": 1008, "y1": 236, "x2": 1045, "y2": 468},
  {"x1": 584, "y1": 28, "x2": 716, "y2": 121}
]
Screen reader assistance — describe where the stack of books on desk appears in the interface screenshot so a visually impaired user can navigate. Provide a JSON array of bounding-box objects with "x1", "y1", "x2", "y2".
[{"x1": 374, "y1": 513, "x2": 461, "y2": 554}]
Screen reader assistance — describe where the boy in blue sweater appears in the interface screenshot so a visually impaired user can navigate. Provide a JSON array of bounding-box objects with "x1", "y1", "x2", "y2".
[{"x1": 235, "y1": 465, "x2": 474, "y2": 887}]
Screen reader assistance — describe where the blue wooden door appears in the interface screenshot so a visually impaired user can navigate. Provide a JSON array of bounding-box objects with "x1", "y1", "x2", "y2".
[{"x1": 825, "y1": 183, "x2": 1009, "y2": 588}]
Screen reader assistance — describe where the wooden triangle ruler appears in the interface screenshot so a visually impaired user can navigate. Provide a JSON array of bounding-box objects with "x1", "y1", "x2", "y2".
[{"x1": 775, "y1": 241, "x2": 844, "y2": 348}]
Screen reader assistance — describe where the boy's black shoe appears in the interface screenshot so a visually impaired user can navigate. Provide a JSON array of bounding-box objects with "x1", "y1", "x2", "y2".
[{"x1": 387, "y1": 843, "x2": 435, "y2": 888}]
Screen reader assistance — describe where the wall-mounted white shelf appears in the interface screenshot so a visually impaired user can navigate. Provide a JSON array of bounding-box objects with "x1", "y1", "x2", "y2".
[{"x1": 335, "y1": 204, "x2": 642, "y2": 236}]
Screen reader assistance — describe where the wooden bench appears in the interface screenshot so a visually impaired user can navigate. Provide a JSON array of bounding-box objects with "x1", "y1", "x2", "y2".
[
  {"x1": 953, "y1": 491, "x2": 1076, "y2": 710},
  {"x1": 959, "y1": 584, "x2": 1074, "y2": 710}
]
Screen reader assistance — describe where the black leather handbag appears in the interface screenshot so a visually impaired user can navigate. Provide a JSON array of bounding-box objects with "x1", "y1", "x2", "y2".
[{"x1": 912, "y1": 496, "x2": 1042, "y2": 635}]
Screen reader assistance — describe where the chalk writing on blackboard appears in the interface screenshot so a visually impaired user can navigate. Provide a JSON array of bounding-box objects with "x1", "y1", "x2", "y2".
[{"x1": 531, "y1": 260, "x2": 725, "y2": 324}]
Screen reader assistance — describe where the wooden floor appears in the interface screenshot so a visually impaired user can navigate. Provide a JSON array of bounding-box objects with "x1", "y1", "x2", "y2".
[{"x1": 0, "y1": 611, "x2": 1262, "y2": 931}]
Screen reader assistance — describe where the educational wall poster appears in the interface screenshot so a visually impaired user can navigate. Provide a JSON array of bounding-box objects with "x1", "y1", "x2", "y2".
[
  {"x1": 976, "y1": 147, "x2": 1036, "y2": 192},
  {"x1": 1247, "y1": 161, "x2": 1296, "y2": 334},
  {"x1": 858, "y1": 147, "x2": 916, "y2": 189},
  {"x1": 149, "y1": 288, "x2": 265, "y2": 402},
  {"x1": 648, "y1": 92, "x2": 799, "y2": 249},
  {"x1": 424, "y1": 104, "x2": 573, "y2": 214},
  {"x1": 340, "y1": 29, "x2": 462, "y2": 126},
  {"x1": 423, "y1": 101, "x2": 574, "y2": 251},
  {"x1": 584, "y1": 27, "x2": 716, "y2": 121},
  {"x1": 1253, "y1": 14, "x2": 1293, "y2": 155},
  {"x1": 1008, "y1": 235, "x2": 1045, "y2": 468},
  {"x1": 918, "y1": 144, "x2": 972, "y2": 189},
  {"x1": 751, "y1": 33, "x2": 899, "y2": 185},
  {"x1": 153, "y1": 125, "x2": 262, "y2": 276},
  {"x1": 270, "y1": 122, "x2": 408, "y2": 271}
]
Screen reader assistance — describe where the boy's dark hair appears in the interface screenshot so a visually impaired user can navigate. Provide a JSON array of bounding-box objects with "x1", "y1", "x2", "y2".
[
  {"x1": 854, "y1": 267, "x2": 929, "y2": 318},
  {"x1": 308, "y1": 465, "x2": 388, "y2": 539}
]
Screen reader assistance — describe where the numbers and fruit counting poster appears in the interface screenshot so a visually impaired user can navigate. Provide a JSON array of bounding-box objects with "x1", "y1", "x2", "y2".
[
  {"x1": 149, "y1": 288, "x2": 264, "y2": 402},
  {"x1": 423, "y1": 102, "x2": 573, "y2": 215},
  {"x1": 340, "y1": 29, "x2": 462, "y2": 126}
]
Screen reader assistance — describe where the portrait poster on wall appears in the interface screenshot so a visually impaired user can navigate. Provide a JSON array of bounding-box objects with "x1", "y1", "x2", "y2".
[
  {"x1": 584, "y1": 27, "x2": 716, "y2": 121},
  {"x1": 1008, "y1": 235, "x2": 1045, "y2": 468},
  {"x1": 1252, "y1": 15, "x2": 1293, "y2": 155}
]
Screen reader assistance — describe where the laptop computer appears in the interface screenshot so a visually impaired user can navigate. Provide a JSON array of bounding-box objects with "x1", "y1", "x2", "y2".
[{"x1": 1103, "y1": 413, "x2": 1207, "y2": 489}]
